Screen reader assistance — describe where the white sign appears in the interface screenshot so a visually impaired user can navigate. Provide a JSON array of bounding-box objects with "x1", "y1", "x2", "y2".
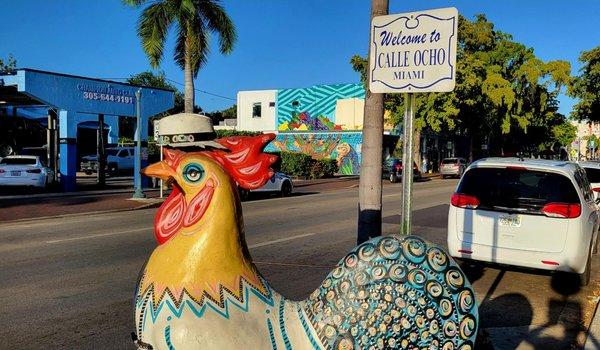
[
  {"x1": 369, "y1": 7, "x2": 458, "y2": 93},
  {"x1": 153, "y1": 120, "x2": 160, "y2": 142}
]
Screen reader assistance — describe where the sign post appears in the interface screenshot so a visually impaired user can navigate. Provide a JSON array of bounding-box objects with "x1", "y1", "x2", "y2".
[
  {"x1": 369, "y1": 7, "x2": 458, "y2": 235},
  {"x1": 154, "y1": 119, "x2": 164, "y2": 199}
]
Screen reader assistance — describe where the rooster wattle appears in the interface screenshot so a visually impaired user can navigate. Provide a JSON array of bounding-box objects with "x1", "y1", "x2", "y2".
[{"x1": 133, "y1": 134, "x2": 478, "y2": 349}]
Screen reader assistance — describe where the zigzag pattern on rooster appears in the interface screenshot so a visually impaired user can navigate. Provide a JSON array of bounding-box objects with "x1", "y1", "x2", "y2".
[{"x1": 133, "y1": 133, "x2": 478, "y2": 349}]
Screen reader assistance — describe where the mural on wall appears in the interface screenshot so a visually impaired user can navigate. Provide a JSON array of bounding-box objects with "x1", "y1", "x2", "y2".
[
  {"x1": 133, "y1": 134, "x2": 479, "y2": 349},
  {"x1": 267, "y1": 132, "x2": 362, "y2": 175},
  {"x1": 277, "y1": 83, "x2": 365, "y2": 131}
]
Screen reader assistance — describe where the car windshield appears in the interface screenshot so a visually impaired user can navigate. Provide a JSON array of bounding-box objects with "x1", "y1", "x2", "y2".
[
  {"x1": 106, "y1": 150, "x2": 120, "y2": 156},
  {"x1": 584, "y1": 167, "x2": 600, "y2": 184},
  {"x1": 457, "y1": 167, "x2": 579, "y2": 214},
  {"x1": 0, "y1": 158, "x2": 37, "y2": 165},
  {"x1": 443, "y1": 159, "x2": 457, "y2": 164}
]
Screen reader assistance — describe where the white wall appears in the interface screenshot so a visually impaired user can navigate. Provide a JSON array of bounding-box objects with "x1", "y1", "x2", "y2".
[{"x1": 236, "y1": 90, "x2": 277, "y2": 132}]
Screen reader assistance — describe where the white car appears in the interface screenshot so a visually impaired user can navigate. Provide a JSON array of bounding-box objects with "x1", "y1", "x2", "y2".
[
  {"x1": 447, "y1": 158, "x2": 600, "y2": 285},
  {"x1": 580, "y1": 161, "x2": 600, "y2": 197},
  {"x1": 238, "y1": 172, "x2": 293, "y2": 199},
  {"x1": 0, "y1": 155, "x2": 55, "y2": 188}
]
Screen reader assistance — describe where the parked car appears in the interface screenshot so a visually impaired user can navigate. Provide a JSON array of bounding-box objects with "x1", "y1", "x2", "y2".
[
  {"x1": 80, "y1": 147, "x2": 135, "y2": 175},
  {"x1": 238, "y1": 172, "x2": 293, "y2": 200},
  {"x1": 440, "y1": 157, "x2": 468, "y2": 178},
  {"x1": 383, "y1": 158, "x2": 421, "y2": 183},
  {"x1": 580, "y1": 161, "x2": 600, "y2": 198},
  {"x1": 447, "y1": 158, "x2": 600, "y2": 286},
  {"x1": 0, "y1": 155, "x2": 55, "y2": 188}
]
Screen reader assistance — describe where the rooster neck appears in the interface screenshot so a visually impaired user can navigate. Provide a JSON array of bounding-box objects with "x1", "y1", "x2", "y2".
[{"x1": 141, "y1": 183, "x2": 265, "y2": 304}]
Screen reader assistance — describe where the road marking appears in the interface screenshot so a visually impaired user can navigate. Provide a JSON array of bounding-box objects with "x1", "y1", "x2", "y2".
[
  {"x1": 45, "y1": 227, "x2": 151, "y2": 244},
  {"x1": 249, "y1": 232, "x2": 318, "y2": 249}
]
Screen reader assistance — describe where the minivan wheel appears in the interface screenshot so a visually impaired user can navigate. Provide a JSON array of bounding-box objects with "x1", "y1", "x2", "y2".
[{"x1": 389, "y1": 173, "x2": 398, "y2": 183}]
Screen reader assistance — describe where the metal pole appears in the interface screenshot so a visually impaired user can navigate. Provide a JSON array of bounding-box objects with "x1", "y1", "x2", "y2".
[
  {"x1": 132, "y1": 89, "x2": 146, "y2": 198},
  {"x1": 97, "y1": 114, "x2": 106, "y2": 186},
  {"x1": 159, "y1": 142, "x2": 164, "y2": 198},
  {"x1": 401, "y1": 93, "x2": 415, "y2": 235}
]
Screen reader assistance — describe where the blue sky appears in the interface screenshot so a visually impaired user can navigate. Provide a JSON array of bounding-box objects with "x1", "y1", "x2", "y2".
[{"x1": 1, "y1": 1, "x2": 598, "y2": 115}]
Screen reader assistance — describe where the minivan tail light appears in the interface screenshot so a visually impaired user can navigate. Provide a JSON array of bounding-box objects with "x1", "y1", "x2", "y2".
[
  {"x1": 541, "y1": 202, "x2": 581, "y2": 218},
  {"x1": 593, "y1": 187, "x2": 600, "y2": 193},
  {"x1": 395, "y1": 164, "x2": 402, "y2": 171},
  {"x1": 451, "y1": 193, "x2": 480, "y2": 209}
]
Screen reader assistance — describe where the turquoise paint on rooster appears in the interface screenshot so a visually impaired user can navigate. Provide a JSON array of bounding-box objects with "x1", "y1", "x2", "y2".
[
  {"x1": 164, "y1": 325, "x2": 175, "y2": 350},
  {"x1": 145, "y1": 280, "x2": 275, "y2": 323},
  {"x1": 278, "y1": 299, "x2": 292, "y2": 350},
  {"x1": 296, "y1": 305, "x2": 322, "y2": 350},
  {"x1": 267, "y1": 319, "x2": 278, "y2": 350}
]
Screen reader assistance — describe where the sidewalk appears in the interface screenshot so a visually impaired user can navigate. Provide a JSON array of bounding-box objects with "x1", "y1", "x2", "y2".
[{"x1": 585, "y1": 297, "x2": 600, "y2": 349}]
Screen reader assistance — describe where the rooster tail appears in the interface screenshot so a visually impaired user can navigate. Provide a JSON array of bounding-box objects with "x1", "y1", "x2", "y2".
[
  {"x1": 301, "y1": 235, "x2": 478, "y2": 349},
  {"x1": 205, "y1": 133, "x2": 278, "y2": 190}
]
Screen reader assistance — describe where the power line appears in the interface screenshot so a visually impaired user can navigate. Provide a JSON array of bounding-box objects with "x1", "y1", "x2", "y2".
[
  {"x1": 98, "y1": 77, "x2": 235, "y2": 101},
  {"x1": 165, "y1": 78, "x2": 235, "y2": 101}
]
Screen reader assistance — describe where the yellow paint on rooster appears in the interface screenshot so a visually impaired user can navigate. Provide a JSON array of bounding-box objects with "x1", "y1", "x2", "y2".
[{"x1": 139, "y1": 154, "x2": 267, "y2": 307}]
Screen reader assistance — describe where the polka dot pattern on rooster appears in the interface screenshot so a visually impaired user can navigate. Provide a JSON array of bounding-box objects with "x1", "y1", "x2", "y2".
[{"x1": 302, "y1": 235, "x2": 478, "y2": 349}]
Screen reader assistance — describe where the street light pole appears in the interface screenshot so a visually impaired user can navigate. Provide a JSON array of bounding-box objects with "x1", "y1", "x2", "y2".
[{"x1": 132, "y1": 88, "x2": 146, "y2": 199}]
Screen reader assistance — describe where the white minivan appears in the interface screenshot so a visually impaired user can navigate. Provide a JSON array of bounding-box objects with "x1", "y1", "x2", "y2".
[{"x1": 447, "y1": 158, "x2": 600, "y2": 285}]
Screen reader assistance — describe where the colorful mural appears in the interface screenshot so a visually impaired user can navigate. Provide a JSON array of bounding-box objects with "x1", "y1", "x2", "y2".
[
  {"x1": 266, "y1": 132, "x2": 362, "y2": 175},
  {"x1": 277, "y1": 83, "x2": 365, "y2": 131}
]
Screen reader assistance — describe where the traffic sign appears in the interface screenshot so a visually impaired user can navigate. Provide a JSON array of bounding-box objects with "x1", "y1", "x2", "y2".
[{"x1": 369, "y1": 7, "x2": 458, "y2": 93}]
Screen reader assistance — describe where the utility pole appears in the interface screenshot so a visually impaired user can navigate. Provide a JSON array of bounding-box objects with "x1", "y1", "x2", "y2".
[
  {"x1": 357, "y1": 0, "x2": 389, "y2": 245},
  {"x1": 132, "y1": 89, "x2": 146, "y2": 198}
]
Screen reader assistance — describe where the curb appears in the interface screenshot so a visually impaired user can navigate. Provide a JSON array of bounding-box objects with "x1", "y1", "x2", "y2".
[
  {"x1": 1, "y1": 199, "x2": 164, "y2": 224},
  {"x1": 0, "y1": 187, "x2": 160, "y2": 201},
  {"x1": 585, "y1": 296, "x2": 600, "y2": 349}
]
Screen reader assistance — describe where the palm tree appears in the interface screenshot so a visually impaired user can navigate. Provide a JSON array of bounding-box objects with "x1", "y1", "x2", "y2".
[
  {"x1": 124, "y1": 0, "x2": 236, "y2": 113},
  {"x1": 357, "y1": 0, "x2": 388, "y2": 244}
]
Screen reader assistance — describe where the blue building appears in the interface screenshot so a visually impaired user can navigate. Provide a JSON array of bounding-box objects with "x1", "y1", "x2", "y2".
[{"x1": 0, "y1": 69, "x2": 174, "y2": 191}]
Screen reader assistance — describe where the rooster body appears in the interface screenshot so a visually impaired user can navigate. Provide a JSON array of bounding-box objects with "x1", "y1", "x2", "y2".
[{"x1": 135, "y1": 134, "x2": 478, "y2": 349}]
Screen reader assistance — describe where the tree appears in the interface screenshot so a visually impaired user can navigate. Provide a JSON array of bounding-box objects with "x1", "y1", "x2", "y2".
[
  {"x1": 125, "y1": 0, "x2": 237, "y2": 113},
  {"x1": 569, "y1": 46, "x2": 600, "y2": 121},
  {"x1": 351, "y1": 14, "x2": 571, "y2": 162},
  {"x1": 357, "y1": 0, "x2": 388, "y2": 245},
  {"x1": 0, "y1": 54, "x2": 17, "y2": 74},
  {"x1": 204, "y1": 104, "x2": 236, "y2": 125},
  {"x1": 127, "y1": 70, "x2": 186, "y2": 114}
]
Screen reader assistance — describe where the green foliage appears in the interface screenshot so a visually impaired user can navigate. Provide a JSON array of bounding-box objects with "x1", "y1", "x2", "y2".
[
  {"x1": 205, "y1": 104, "x2": 237, "y2": 125},
  {"x1": 215, "y1": 129, "x2": 261, "y2": 138},
  {"x1": 0, "y1": 54, "x2": 17, "y2": 74},
  {"x1": 275, "y1": 151, "x2": 337, "y2": 179},
  {"x1": 127, "y1": 70, "x2": 186, "y2": 113},
  {"x1": 350, "y1": 14, "x2": 572, "y2": 158},
  {"x1": 569, "y1": 46, "x2": 600, "y2": 121},
  {"x1": 551, "y1": 121, "x2": 576, "y2": 146},
  {"x1": 124, "y1": 0, "x2": 236, "y2": 77}
]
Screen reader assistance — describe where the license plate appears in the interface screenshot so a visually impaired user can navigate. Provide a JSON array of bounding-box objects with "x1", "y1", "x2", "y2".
[
  {"x1": 10, "y1": 171, "x2": 21, "y2": 176},
  {"x1": 499, "y1": 214, "x2": 521, "y2": 227}
]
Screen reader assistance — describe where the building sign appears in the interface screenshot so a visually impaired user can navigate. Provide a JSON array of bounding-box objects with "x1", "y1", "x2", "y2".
[
  {"x1": 77, "y1": 83, "x2": 135, "y2": 104},
  {"x1": 369, "y1": 7, "x2": 458, "y2": 93}
]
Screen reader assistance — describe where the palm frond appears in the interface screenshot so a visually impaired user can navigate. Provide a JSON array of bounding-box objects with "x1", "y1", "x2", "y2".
[
  {"x1": 122, "y1": 0, "x2": 149, "y2": 7},
  {"x1": 137, "y1": 1, "x2": 175, "y2": 68},
  {"x1": 197, "y1": 0, "x2": 236, "y2": 54},
  {"x1": 174, "y1": 18, "x2": 209, "y2": 77}
]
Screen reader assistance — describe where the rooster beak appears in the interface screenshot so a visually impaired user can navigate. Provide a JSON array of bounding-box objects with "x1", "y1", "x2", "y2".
[{"x1": 141, "y1": 161, "x2": 176, "y2": 181}]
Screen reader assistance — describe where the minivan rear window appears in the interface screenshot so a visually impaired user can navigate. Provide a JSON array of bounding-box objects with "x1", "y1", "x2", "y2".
[
  {"x1": 584, "y1": 167, "x2": 600, "y2": 184},
  {"x1": 457, "y1": 167, "x2": 579, "y2": 214},
  {"x1": 443, "y1": 159, "x2": 457, "y2": 164}
]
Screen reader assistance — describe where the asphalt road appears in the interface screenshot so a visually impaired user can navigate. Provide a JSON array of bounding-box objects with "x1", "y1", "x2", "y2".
[{"x1": 0, "y1": 178, "x2": 599, "y2": 349}]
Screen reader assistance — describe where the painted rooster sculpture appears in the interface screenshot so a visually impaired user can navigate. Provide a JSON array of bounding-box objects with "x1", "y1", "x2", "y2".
[{"x1": 133, "y1": 134, "x2": 478, "y2": 349}]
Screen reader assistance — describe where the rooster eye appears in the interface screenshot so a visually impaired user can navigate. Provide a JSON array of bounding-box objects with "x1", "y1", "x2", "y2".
[{"x1": 183, "y1": 163, "x2": 204, "y2": 183}]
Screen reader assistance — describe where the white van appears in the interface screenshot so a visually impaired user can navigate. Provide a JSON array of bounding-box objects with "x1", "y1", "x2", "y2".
[{"x1": 447, "y1": 158, "x2": 600, "y2": 285}]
